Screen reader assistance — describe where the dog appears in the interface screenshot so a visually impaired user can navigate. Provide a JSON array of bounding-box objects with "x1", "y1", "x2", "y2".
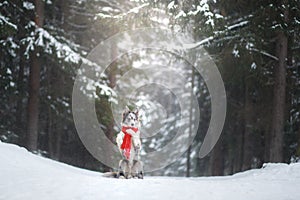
[
  {"x1": 103, "y1": 107, "x2": 144, "y2": 179},
  {"x1": 116, "y1": 107, "x2": 143, "y2": 179}
]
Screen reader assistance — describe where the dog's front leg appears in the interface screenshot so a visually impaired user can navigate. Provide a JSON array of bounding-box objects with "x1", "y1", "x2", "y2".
[
  {"x1": 131, "y1": 160, "x2": 144, "y2": 179},
  {"x1": 118, "y1": 159, "x2": 131, "y2": 179},
  {"x1": 131, "y1": 130, "x2": 141, "y2": 150},
  {"x1": 127, "y1": 160, "x2": 133, "y2": 179}
]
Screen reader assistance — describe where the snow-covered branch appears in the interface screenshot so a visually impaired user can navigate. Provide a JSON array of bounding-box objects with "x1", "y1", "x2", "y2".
[
  {"x1": 19, "y1": 22, "x2": 99, "y2": 68},
  {"x1": 96, "y1": 3, "x2": 149, "y2": 20},
  {"x1": 181, "y1": 36, "x2": 214, "y2": 49},
  {"x1": 182, "y1": 20, "x2": 249, "y2": 50},
  {"x1": 0, "y1": 15, "x2": 17, "y2": 30},
  {"x1": 249, "y1": 47, "x2": 279, "y2": 61}
]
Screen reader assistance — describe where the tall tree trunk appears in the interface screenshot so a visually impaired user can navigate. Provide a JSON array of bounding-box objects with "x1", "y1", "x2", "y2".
[
  {"x1": 297, "y1": 125, "x2": 300, "y2": 159},
  {"x1": 186, "y1": 68, "x2": 195, "y2": 177},
  {"x1": 16, "y1": 59, "x2": 25, "y2": 145},
  {"x1": 48, "y1": 102, "x2": 54, "y2": 157},
  {"x1": 26, "y1": 0, "x2": 44, "y2": 151},
  {"x1": 26, "y1": 52, "x2": 41, "y2": 151},
  {"x1": 233, "y1": 111, "x2": 244, "y2": 173},
  {"x1": 53, "y1": 119, "x2": 62, "y2": 160},
  {"x1": 15, "y1": 0, "x2": 26, "y2": 146},
  {"x1": 47, "y1": 67, "x2": 63, "y2": 160},
  {"x1": 211, "y1": 138, "x2": 224, "y2": 176},
  {"x1": 242, "y1": 77, "x2": 254, "y2": 170},
  {"x1": 47, "y1": 66, "x2": 55, "y2": 158},
  {"x1": 269, "y1": 3, "x2": 288, "y2": 162},
  {"x1": 16, "y1": 47, "x2": 26, "y2": 146}
]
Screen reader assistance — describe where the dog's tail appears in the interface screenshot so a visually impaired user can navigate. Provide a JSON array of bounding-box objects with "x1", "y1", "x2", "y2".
[{"x1": 102, "y1": 171, "x2": 119, "y2": 178}]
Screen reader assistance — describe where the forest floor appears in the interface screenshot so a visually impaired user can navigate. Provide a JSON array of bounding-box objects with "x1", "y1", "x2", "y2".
[{"x1": 1, "y1": 141, "x2": 300, "y2": 200}]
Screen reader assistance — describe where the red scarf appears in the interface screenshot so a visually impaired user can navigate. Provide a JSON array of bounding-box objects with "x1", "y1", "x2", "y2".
[{"x1": 121, "y1": 126, "x2": 138, "y2": 159}]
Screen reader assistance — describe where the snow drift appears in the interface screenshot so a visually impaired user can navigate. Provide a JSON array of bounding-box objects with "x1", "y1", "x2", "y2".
[{"x1": 0, "y1": 141, "x2": 300, "y2": 200}]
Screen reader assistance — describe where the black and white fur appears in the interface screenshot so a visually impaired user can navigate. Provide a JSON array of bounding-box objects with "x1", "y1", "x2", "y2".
[{"x1": 116, "y1": 107, "x2": 143, "y2": 179}]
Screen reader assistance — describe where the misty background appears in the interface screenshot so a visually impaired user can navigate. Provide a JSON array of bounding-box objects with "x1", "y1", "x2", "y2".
[{"x1": 1, "y1": 0, "x2": 300, "y2": 177}]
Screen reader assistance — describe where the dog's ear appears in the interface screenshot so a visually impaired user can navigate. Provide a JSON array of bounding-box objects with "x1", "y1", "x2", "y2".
[
  {"x1": 122, "y1": 106, "x2": 130, "y2": 122},
  {"x1": 133, "y1": 108, "x2": 139, "y2": 118}
]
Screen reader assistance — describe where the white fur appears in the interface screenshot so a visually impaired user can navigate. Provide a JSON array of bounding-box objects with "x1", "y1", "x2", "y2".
[
  {"x1": 116, "y1": 131, "x2": 124, "y2": 154},
  {"x1": 115, "y1": 108, "x2": 144, "y2": 178}
]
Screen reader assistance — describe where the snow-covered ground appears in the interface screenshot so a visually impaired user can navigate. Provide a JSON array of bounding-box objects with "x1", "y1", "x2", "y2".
[{"x1": 1, "y1": 141, "x2": 300, "y2": 200}]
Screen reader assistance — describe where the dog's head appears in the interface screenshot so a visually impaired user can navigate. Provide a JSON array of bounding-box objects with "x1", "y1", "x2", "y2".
[{"x1": 122, "y1": 107, "x2": 139, "y2": 128}]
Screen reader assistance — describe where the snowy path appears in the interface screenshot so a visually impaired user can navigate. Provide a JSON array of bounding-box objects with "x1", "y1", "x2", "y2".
[{"x1": 1, "y1": 141, "x2": 300, "y2": 200}]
